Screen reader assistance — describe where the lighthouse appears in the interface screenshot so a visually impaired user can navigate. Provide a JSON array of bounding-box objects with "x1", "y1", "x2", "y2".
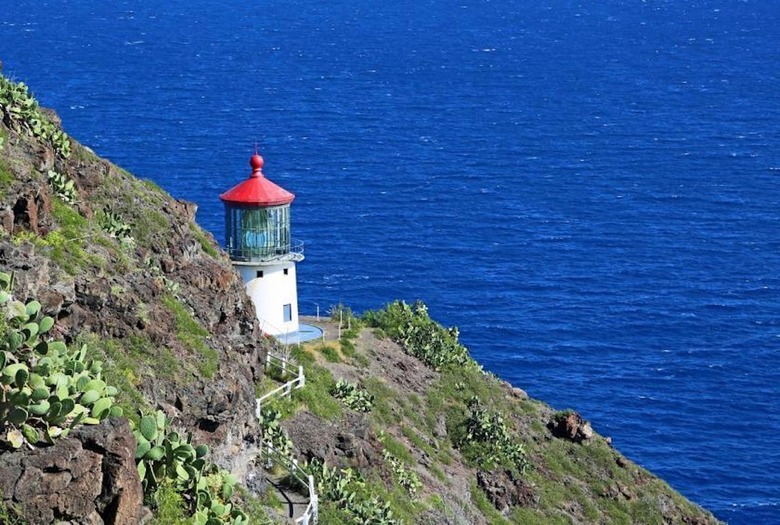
[{"x1": 220, "y1": 153, "x2": 304, "y2": 338}]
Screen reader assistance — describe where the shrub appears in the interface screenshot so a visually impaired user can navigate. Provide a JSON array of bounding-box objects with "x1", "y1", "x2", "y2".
[
  {"x1": 258, "y1": 406, "x2": 294, "y2": 458},
  {"x1": 0, "y1": 272, "x2": 121, "y2": 448},
  {"x1": 132, "y1": 409, "x2": 249, "y2": 524},
  {"x1": 363, "y1": 300, "x2": 473, "y2": 371},
  {"x1": 455, "y1": 396, "x2": 530, "y2": 474},
  {"x1": 330, "y1": 303, "x2": 359, "y2": 330},
  {"x1": 382, "y1": 449, "x2": 422, "y2": 497},
  {"x1": 0, "y1": 75, "x2": 71, "y2": 158},
  {"x1": 47, "y1": 170, "x2": 77, "y2": 205},
  {"x1": 98, "y1": 205, "x2": 133, "y2": 245},
  {"x1": 331, "y1": 378, "x2": 374, "y2": 413},
  {"x1": 308, "y1": 458, "x2": 402, "y2": 525}
]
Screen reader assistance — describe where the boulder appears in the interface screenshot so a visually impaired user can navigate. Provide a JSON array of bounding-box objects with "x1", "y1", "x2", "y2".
[
  {"x1": 0, "y1": 418, "x2": 149, "y2": 524},
  {"x1": 476, "y1": 469, "x2": 537, "y2": 512},
  {"x1": 547, "y1": 411, "x2": 594, "y2": 443}
]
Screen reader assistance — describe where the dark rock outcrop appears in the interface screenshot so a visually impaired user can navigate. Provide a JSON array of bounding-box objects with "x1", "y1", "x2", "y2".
[
  {"x1": 0, "y1": 115, "x2": 268, "y2": 480},
  {"x1": 476, "y1": 469, "x2": 537, "y2": 512},
  {"x1": 284, "y1": 411, "x2": 380, "y2": 469},
  {"x1": 547, "y1": 411, "x2": 594, "y2": 443},
  {"x1": 0, "y1": 101, "x2": 265, "y2": 523},
  {"x1": 0, "y1": 418, "x2": 149, "y2": 524}
]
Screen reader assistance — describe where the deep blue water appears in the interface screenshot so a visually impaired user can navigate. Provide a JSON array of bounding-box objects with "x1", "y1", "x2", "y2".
[{"x1": 2, "y1": 1, "x2": 779, "y2": 522}]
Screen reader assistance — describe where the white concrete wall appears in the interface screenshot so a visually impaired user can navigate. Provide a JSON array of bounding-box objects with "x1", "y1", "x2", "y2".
[{"x1": 236, "y1": 261, "x2": 299, "y2": 337}]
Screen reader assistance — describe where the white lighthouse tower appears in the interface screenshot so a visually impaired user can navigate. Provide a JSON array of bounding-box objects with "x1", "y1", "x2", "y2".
[{"x1": 220, "y1": 153, "x2": 304, "y2": 338}]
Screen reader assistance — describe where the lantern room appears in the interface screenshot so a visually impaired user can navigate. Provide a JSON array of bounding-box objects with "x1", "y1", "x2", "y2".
[{"x1": 220, "y1": 154, "x2": 304, "y2": 337}]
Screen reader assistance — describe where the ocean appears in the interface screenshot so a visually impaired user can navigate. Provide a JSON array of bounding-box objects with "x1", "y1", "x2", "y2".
[{"x1": 2, "y1": 1, "x2": 779, "y2": 522}]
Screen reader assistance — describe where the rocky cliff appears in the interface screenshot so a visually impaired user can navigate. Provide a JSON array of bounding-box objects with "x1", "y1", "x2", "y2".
[
  {"x1": 0, "y1": 72, "x2": 721, "y2": 524},
  {"x1": 0, "y1": 72, "x2": 268, "y2": 522}
]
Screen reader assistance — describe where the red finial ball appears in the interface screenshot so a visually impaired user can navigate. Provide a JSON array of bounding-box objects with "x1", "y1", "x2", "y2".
[{"x1": 250, "y1": 154, "x2": 264, "y2": 172}]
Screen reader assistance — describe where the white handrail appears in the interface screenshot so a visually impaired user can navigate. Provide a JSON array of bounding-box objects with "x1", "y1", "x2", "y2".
[
  {"x1": 262, "y1": 441, "x2": 319, "y2": 524},
  {"x1": 256, "y1": 370, "x2": 304, "y2": 408},
  {"x1": 257, "y1": 337, "x2": 318, "y2": 523}
]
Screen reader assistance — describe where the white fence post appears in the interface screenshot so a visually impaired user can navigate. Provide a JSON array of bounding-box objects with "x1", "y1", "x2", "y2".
[{"x1": 259, "y1": 343, "x2": 319, "y2": 524}]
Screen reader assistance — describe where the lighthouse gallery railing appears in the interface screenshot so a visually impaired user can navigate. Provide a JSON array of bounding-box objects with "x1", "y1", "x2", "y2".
[{"x1": 229, "y1": 239, "x2": 304, "y2": 263}]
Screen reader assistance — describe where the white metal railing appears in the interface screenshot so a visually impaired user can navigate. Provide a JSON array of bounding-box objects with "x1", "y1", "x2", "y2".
[
  {"x1": 262, "y1": 441, "x2": 318, "y2": 525},
  {"x1": 255, "y1": 354, "x2": 305, "y2": 416},
  {"x1": 256, "y1": 337, "x2": 318, "y2": 523}
]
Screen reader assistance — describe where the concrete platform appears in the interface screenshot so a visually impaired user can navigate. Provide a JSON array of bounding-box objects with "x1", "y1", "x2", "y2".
[{"x1": 273, "y1": 323, "x2": 323, "y2": 345}]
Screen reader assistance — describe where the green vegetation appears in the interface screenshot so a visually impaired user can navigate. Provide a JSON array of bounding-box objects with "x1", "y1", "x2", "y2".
[
  {"x1": 0, "y1": 75, "x2": 71, "y2": 158},
  {"x1": 470, "y1": 483, "x2": 512, "y2": 525},
  {"x1": 316, "y1": 342, "x2": 341, "y2": 363},
  {"x1": 10, "y1": 199, "x2": 106, "y2": 275},
  {"x1": 0, "y1": 78, "x2": 721, "y2": 524},
  {"x1": 163, "y1": 295, "x2": 218, "y2": 378},
  {"x1": 47, "y1": 170, "x2": 77, "y2": 204},
  {"x1": 364, "y1": 300, "x2": 473, "y2": 371},
  {"x1": 0, "y1": 272, "x2": 121, "y2": 448},
  {"x1": 308, "y1": 459, "x2": 402, "y2": 525},
  {"x1": 289, "y1": 346, "x2": 342, "y2": 421},
  {"x1": 0, "y1": 497, "x2": 26, "y2": 525},
  {"x1": 331, "y1": 378, "x2": 374, "y2": 413},
  {"x1": 192, "y1": 226, "x2": 219, "y2": 258},
  {"x1": 453, "y1": 396, "x2": 530, "y2": 474},
  {"x1": 97, "y1": 205, "x2": 133, "y2": 245},
  {"x1": 381, "y1": 449, "x2": 422, "y2": 497},
  {"x1": 258, "y1": 406, "x2": 294, "y2": 458},
  {"x1": 0, "y1": 157, "x2": 12, "y2": 197},
  {"x1": 133, "y1": 208, "x2": 170, "y2": 246},
  {"x1": 133, "y1": 410, "x2": 249, "y2": 524}
]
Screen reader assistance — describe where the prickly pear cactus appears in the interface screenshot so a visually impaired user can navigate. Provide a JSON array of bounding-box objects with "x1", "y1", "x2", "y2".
[
  {"x1": 132, "y1": 409, "x2": 209, "y2": 494},
  {"x1": 132, "y1": 409, "x2": 248, "y2": 524},
  {"x1": 0, "y1": 271, "x2": 121, "y2": 448}
]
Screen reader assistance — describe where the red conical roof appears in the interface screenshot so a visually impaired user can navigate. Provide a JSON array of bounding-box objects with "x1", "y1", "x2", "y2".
[{"x1": 219, "y1": 154, "x2": 295, "y2": 207}]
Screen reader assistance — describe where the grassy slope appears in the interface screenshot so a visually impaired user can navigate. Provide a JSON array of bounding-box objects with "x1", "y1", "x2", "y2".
[{"x1": 271, "y1": 310, "x2": 721, "y2": 525}]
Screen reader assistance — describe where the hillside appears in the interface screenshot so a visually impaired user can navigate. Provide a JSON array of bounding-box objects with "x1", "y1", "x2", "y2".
[{"x1": 0, "y1": 72, "x2": 721, "y2": 524}]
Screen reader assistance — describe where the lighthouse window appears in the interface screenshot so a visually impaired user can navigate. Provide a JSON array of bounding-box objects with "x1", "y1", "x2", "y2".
[
  {"x1": 225, "y1": 205, "x2": 291, "y2": 261},
  {"x1": 256, "y1": 270, "x2": 264, "y2": 278},
  {"x1": 283, "y1": 304, "x2": 292, "y2": 322},
  {"x1": 283, "y1": 268, "x2": 289, "y2": 275}
]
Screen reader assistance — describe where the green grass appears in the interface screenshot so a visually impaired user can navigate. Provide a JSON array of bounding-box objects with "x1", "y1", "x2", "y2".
[
  {"x1": 316, "y1": 343, "x2": 341, "y2": 363},
  {"x1": 192, "y1": 226, "x2": 220, "y2": 258},
  {"x1": 150, "y1": 482, "x2": 188, "y2": 525},
  {"x1": 317, "y1": 502, "x2": 353, "y2": 525},
  {"x1": 261, "y1": 390, "x2": 298, "y2": 420},
  {"x1": 141, "y1": 178, "x2": 166, "y2": 195},
  {"x1": 91, "y1": 232, "x2": 133, "y2": 273},
  {"x1": 16, "y1": 199, "x2": 106, "y2": 275},
  {"x1": 339, "y1": 337, "x2": 356, "y2": 358},
  {"x1": 363, "y1": 376, "x2": 402, "y2": 426},
  {"x1": 235, "y1": 487, "x2": 277, "y2": 525},
  {"x1": 401, "y1": 425, "x2": 434, "y2": 457},
  {"x1": 0, "y1": 157, "x2": 13, "y2": 197},
  {"x1": 134, "y1": 208, "x2": 170, "y2": 246},
  {"x1": 0, "y1": 496, "x2": 27, "y2": 525},
  {"x1": 510, "y1": 507, "x2": 570, "y2": 525},
  {"x1": 470, "y1": 483, "x2": 511, "y2": 525},
  {"x1": 289, "y1": 347, "x2": 342, "y2": 420},
  {"x1": 80, "y1": 333, "x2": 157, "y2": 421},
  {"x1": 70, "y1": 142, "x2": 98, "y2": 164},
  {"x1": 163, "y1": 295, "x2": 219, "y2": 378},
  {"x1": 352, "y1": 351, "x2": 369, "y2": 368},
  {"x1": 379, "y1": 432, "x2": 415, "y2": 465},
  {"x1": 293, "y1": 345, "x2": 315, "y2": 366}
]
